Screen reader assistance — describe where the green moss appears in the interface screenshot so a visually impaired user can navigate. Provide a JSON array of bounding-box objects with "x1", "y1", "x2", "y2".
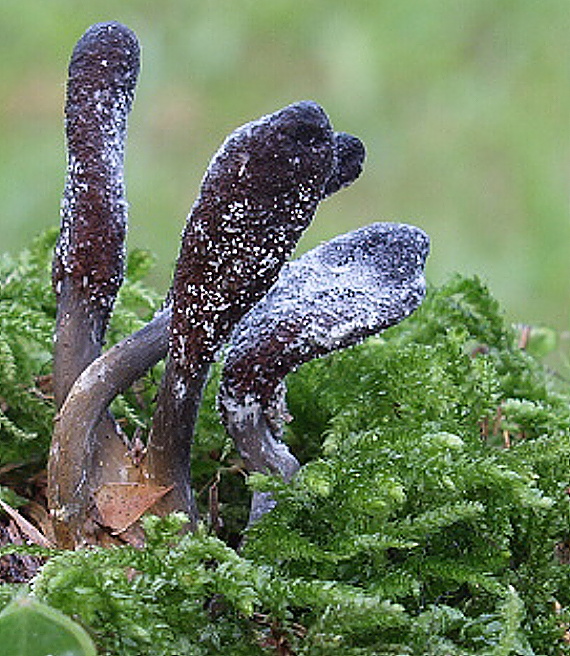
[
  {"x1": 2, "y1": 238, "x2": 570, "y2": 654},
  {"x1": 0, "y1": 232, "x2": 162, "y2": 465}
]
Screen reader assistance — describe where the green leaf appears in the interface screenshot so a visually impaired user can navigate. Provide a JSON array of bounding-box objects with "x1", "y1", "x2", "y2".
[{"x1": 0, "y1": 597, "x2": 97, "y2": 656}]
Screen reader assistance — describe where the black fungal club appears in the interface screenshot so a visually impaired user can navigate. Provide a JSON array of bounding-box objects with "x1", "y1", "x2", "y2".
[{"x1": 52, "y1": 21, "x2": 140, "y2": 408}]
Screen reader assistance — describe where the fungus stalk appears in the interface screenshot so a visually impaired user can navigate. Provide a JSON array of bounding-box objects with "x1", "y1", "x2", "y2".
[
  {"x1": 52, "y1": 307, "x2": 171, "y2": 483},
  {"x1": 219, "y1": 222, "x2": 430, "y2": 523}
]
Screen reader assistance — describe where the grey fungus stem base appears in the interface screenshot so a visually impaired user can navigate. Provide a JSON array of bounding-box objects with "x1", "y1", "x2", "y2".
[
  {"x1": 48, "y1": 308, "x2": 170, "y2": 546},
  {"x1": 145, "y1": 361, "x2": 210, "y2": 524},
  {"x1": 52, "y1": 279, "x2": 107, "y2": 409},
  {"x1": 220, "y1": 391, "x2": 301, "y2": 524}
]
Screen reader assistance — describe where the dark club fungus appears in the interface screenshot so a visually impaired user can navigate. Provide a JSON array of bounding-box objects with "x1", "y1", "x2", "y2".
[
  {"x1": 48, "y1": 22, "x2": 140, "y2": 545},
  {"x1": 52, "y1": 21, "x2": 140, "y2": 407},
  {"x1": 58, "y1": 126, "x2": 366, "y2": 417},
  {"x1": 46, "y1": 20, "x2": 427, "y2": 547},
  {"x1": 49, "y1": 118, "x2": 366, "y2": 537},
  {"x1": 218, "y1": 223, "x2": 430, "y2": 523},
  {"x1": 146, "y1": 102, "x2": 365, "y2": 519}
]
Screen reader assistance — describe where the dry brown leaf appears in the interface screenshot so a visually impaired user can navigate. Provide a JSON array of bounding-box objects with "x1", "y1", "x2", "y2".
[
  {"x1": 0, "y1": 499, "x2": 54, "y2": 548},
  {"x1": 94, "y1": 482, "x2": 173, "y2": 534}
]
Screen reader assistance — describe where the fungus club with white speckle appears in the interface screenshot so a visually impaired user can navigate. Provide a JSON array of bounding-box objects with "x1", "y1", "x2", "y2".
[
  {"x1": 170, "y1": 101, "x2": 340, "y2": 375},
  {"x1": 52, "y1": 21, "x2": 139, "y2": 407},
  {"x1": 48, "y1": 22, "x2": 141, "y2": 547},
  {"x1": 218, "y1": 222, "x2": 430, "y2": 523}
]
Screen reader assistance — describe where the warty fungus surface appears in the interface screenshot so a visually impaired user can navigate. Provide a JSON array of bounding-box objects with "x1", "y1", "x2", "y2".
[
  {"x1": 52, "y1": 21, "x2": 139, "y2": 407},
  {"x1": 48, "y1": 22, "x2": 142, "y2": 546}
]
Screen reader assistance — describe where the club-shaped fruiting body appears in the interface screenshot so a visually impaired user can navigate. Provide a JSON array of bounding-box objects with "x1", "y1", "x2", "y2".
[
  {"x1": 169, "y1": 101, "x2": 337, "y2": 378},
  {"x1": 218, "y1": 222, "x2": 430, "y2": 522},
  {"x1": 48, "y1": 22, "x2": 140, "y2": 543},
  {"x1": 147, "y1": 101, "x2": 365, "y2": 518},
  {"x1": 51, "y1": 22, "x2": 139, "y2": 408},
  {"x1": 221, "y1": 222, "x2": 429, "y2": 410}
]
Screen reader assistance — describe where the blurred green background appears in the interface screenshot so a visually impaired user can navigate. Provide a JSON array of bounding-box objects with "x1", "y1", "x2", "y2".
[{"x1": 1, "y1": 1, "x2": 568, "y2": 332}]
